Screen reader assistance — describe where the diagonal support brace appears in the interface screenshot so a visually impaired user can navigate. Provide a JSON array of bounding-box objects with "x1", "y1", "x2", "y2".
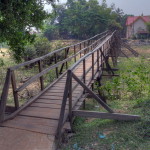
[
  {"x1": 72, "y1": 73, "x2": 114, "y2": 113},
  {"x1": 100, "y1": 49, "x2": 114, "y2": 75}
]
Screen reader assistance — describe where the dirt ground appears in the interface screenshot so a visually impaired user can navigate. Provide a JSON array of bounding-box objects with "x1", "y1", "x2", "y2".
[
  {"x1": 0, "y1": 48, "x2": 10, "y2": 58},
  {"x1": 134, "y1": 46, "x2": 150, "y2": 55}
]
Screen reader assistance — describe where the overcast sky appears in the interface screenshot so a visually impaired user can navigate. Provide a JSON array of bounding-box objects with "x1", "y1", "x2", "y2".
[
  {"x1": 45, "y1": 0, "x2": 150, "y2": 16},
  {"x1": 106, "y1": 0, "x2": 150, "y2": 16}
]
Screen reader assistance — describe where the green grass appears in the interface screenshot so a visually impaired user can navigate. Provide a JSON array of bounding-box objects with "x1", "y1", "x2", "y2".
[
  {"x1": 61, "y1": 56, "x2": 150, "y2": 150},
  {"x1": 62, "y1": 100, "x2": 150, "y2": 150}
]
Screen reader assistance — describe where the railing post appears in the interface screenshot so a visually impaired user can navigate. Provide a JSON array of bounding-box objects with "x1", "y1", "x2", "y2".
[
  {"x1": 54, "y1": 53, "x2": 59, "y2": 78},
  {"x1": 0, "y1": 68, "x2": 11, "y2": 122},
  {"x1": 11, "y1": 70, "x2": 19, "y2": 110},
  {"x1": 101, "y1": 46, "x2": 104, "y2": 69},
  {"x1": 97, "y1": 49, "x2": 100, "y2": 71},
  {"x1": 68, "y1": 72, "x2": 72, "y2": 125},
  {"x1": 92, "y1": 53, "x2": 94, "y2": 79},
  {"x1": 83, "y1": 59, "x2": 86, "y2": 84},
  {"x1": 79, "y1": 43, "x2": 82, "y2": 58},
  {"x1": 74, "y1": 46, "x2": 77, "y2": 62},
  {"x1": 56, "y1": 70, "x2": 72, "y2": 141},
  {"x1": 83, "y1": 59, "x2": 86, "y2": 109},
  {"x1": 90, "y1": 44, "x2": 93, "y2": 52},
  {"x1": 38, "y1": 60, "x2": 44, "y2": 90},
  {"x1": 84, "y1": 47, "x2": 87, "y2": 55},
  {"x1": 65, "y1": 48, "x2": 69, "y2": 69},
  {"x1": 84, "y1": 42, "x2": 86, "y2": 48}
]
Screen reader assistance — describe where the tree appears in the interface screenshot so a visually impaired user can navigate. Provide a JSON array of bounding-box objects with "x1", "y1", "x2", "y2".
[
  {"x1": 0, "y1": 0, "x2": 54, "y2": 62},
  {"x1": 44, "y1": 0, "x2": 122, "y2": 40}
]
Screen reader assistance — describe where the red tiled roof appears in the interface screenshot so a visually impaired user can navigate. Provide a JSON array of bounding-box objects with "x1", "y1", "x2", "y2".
[{"x1": 126, "y1": 16, "x2": 150, "y2": 26}]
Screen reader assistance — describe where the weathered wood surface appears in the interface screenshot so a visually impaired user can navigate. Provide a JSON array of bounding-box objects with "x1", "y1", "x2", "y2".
[
  {"x1": 0, "y1": 31, "x2": 140, "y2": 150},
  {"x1": 0, "y1": 49, "x2": 100, "y2": 150},
  {"x1": 0, "y1": 127, "x2": 55, "y2": 150},
  {"x1": 73, "y1": 110, "x2": 141, "y2": 121}
]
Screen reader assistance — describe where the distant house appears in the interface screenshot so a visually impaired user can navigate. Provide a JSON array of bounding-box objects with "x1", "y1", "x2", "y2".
[{"x1": 126, "y1": 16, "x2": 150, "y2": 39}]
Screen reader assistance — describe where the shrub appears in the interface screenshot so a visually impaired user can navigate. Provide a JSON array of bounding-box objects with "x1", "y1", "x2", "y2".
[
  {"x1": 99, "y1": 57, "x2": 150, "y2": 101},
  {"x1": 22, "y1": 37, "x2": 52, "y2": 62},
  {"x1": 34, "y1": 37, "x2": 52, "y2": 57},
  {"x1": 44, "y1": 25, "x2": 59, "y2": 40},
  {"x1": 0, "y1": 58, "x2": 4, "y2": 67}
]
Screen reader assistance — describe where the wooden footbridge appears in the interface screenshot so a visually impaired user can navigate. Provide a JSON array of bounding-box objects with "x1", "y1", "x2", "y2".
[{"x1": 0, "y1": 31, "x2": 140, "y2": 150}]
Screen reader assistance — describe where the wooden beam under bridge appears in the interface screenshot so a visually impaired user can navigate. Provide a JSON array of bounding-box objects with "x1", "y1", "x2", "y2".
[{"x1": 72, "y1": 110, "x2": 141, "y2": 121}]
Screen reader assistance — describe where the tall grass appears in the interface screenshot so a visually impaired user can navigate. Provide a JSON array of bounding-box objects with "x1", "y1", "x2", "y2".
[{"x1": 99, "y1": 57, "x2": 150, "y2": 102}]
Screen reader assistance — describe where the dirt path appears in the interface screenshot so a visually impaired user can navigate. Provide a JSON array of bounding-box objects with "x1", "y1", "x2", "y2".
[{"x1": 0, "y1": 127, "x2": 55, "y2": 150}]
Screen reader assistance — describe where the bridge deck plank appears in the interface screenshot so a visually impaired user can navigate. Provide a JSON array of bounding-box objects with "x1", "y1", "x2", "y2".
[
  {"x1": 1, "y1": 48, "x2": 99, "y2": 150},
  {"x1": 0, "y1": 32, "x2": 118, "y2": 150}
]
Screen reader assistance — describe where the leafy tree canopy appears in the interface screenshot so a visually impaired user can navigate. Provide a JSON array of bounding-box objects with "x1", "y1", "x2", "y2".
[
  {"x1": 44, "y1": 0, "x2": 125, "y2": 40},
  {"x1": 0, "y1": 0, "x2": 54, "y2": 62}
]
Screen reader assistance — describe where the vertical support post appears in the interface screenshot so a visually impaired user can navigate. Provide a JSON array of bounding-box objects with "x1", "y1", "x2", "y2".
[
  {"x1": 0, "y1": 69, "x2": 11, "y2": 122},
  {"x1": 79, "y1": 44, "x2": 82, "y2": 58},
  {"x1": 100, "y1": 47, "x2": 114, "y2": 75},
  {"x1": 83, "y1": 59, "x2": 86, "y2": 109},
  {"x1": 97, "y1": 49, "x2": 99, "y2": 71},
  {"x1": 84, "y1": 42, "x2": 86, "y2": 48},
  {"x1": 83, "y1": 59, "x2": 86, "y2": 84},
  {"x1": 92, "y1": 53, "x2": 94, "y2": 79},
  {"x1": 69, "y1": 73, "x2": 72, "y2": 126},
  {"x1": 56, "y1": 70, "x2": 72, "y2": 142},
  {"x1": 54, "y1": 53, "x2": 59, "y2": 78},
  {"x1": 101, "y1": 46, "x2": 104, "y2": 69},
  {"x1": 91, "y1": 83, "x2": 94, "y2": 91},
  {"x1": 38, "y1": 60, "x2": 44, "y2": 90},
  {"x1": 65, "y1": 48, "x2": 68, "y2": 69},
  {"x1": 96, "y1": 75, "x2": 107, "y2": 103},
  {"x1": 84, "y1": 47, "x2": 86, "y2": 55},
  {"x1": 11, "y1": 70, "x2": 19, "y2": 110},
  {"x1": 74, "y1": 46, "x2": 76, "y2": 62},
  {"x1": 89, "y1": 41, "x2": 91, "y2": 51}
]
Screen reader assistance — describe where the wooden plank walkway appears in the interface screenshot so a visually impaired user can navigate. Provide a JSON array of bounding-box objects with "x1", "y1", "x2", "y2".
[
  {"x1": 0, "y1": 51, "x2": 99, "y2": 150},
  {"x1": 0, "y1": 32, "x2": 140, "y2": 150}
]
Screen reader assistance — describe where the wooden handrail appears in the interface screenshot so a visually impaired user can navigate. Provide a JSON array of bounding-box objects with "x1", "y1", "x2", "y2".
[
  {"x1": 0, "y1": 69, "x2": 12, "y2": 122},
  {"x1": 15, "y1": 34, "x2": 108, "y2": 92},
  {"x1": 70, "y1": 32, "x2": 115, "y2": 71},
  {"x1": 0, "y1": 30, "x2": 114, "y2": 126},
  {"x1": 56, "y1": 31, "x2": 116, "y2": 139},
  {"x1": 10, "y1": 31, "x2": 109, "y2": 71}
]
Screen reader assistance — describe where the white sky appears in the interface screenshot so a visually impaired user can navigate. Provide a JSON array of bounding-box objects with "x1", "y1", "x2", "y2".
[
  {"x1": 44, "y1": 0, "x2": 150, "y2": 16},
  {"x1": 106, "y1": 0, "x2": 150, "y2": 16}
]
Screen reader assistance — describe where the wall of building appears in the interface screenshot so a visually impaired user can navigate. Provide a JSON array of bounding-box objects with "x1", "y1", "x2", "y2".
[
  {"x1": 133, "y1": 19, "x2": 147, "y2": 35},
  {"x1": 126, "y1": 19, "x2": 148, "y2": 38},
  {"x1": 126, "y1": 26, "x2": 132, "y2": 39}
]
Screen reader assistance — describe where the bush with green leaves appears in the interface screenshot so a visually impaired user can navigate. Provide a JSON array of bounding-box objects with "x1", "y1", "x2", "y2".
[
  {"x1": 0, "y1": 58, "x2": 4, "y2": 67},
  {"x1": 44, "y1": 25, "x2": 59, "y2": 40},
  {"x1": 99, "y1": 57, "x2": 150, "y2": 101},
  {"x1": 21, "y1": 37, "x2": 52, "y2": 62}
]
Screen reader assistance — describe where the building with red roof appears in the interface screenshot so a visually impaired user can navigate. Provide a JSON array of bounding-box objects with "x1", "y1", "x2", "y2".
[{"x1": 126, "y1": 16, "x2": 150, "y2": 38}]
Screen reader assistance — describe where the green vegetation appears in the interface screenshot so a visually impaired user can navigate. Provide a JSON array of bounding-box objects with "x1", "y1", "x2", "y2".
[
  {"x1": 0, "y1": 0, "x2": 53, "y2": 62},
  {"x1": 0, "y1": 0, "x2": 129, "y2": 61},
  {"x1": 21, "y1": 37, "x2": 52, "y2": 62},
  {"x1": 100, "y1": 57, "x2": 150, "y2": 101},
  {"x1": 44, "y1": 0, "x2": 127, "y2": 40},
  {"x1": 62, "y1": 56, "x2": 150, "y2": 150}
]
